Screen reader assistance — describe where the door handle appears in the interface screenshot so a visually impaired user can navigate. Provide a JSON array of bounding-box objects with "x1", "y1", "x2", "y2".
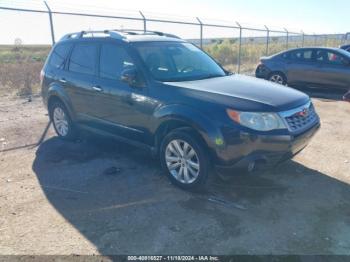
[
  {"x1": 59, "y1": 78, "x2": 67, "y2": 83},
  {"x1": 92, "y1": 86, "x2": 103, "y2": 92}
]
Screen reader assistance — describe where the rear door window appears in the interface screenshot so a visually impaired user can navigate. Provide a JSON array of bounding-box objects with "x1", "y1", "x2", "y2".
[
  {"x1": 49, "y1": 43, "x2": 72, "y2": 69},
  {"x1": 68, "y1": 43, "x2": 97, "y2": 75},
  {"x1": 281, "y1": 52, "x2": 291, "y2": 60},
  {"x1": 290, "y1": 50, "x2": 313, "y2": 62},
  {"x1": 99, "y1": 43, "x2": 135, "y2": 80}
]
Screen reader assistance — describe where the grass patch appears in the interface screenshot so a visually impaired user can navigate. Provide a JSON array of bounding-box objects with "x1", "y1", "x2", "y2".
[{"x1": 0, "y1": 45, "x2": 51, "y2": 97}]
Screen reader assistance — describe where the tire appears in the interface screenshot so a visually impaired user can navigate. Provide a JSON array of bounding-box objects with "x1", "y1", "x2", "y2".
[
  {"x1": 49, "y1": 100, "x2": 78, "y2": 141},
  {"x1": 160, "y1": 129, "x2": 210, "y2": 190},
  {"x1": 268, "y1": 72, "x2": 287, "y2": 85}
]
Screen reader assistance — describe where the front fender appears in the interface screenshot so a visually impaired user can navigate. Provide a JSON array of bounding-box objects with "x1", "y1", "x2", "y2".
[{"x1": 153, "y1": 104, "x2": 225, "y2": 151}]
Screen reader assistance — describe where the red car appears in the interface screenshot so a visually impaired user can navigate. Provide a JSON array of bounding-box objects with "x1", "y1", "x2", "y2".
[{"x1": 344, "y1": 90, "x2": 350, "y2": 102}]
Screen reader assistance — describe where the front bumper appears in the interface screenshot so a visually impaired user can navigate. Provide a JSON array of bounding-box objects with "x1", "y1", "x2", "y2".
[{"x1": 214, "y1": 122, "x2": 320, "y2": 175}]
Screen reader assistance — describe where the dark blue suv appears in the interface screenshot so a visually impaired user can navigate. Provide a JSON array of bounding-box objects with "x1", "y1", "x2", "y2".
[{"x1": 41, "y1": 30, "x2": 320, "y2": 190}]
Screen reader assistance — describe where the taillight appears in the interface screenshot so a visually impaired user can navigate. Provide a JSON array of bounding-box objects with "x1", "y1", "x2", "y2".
[{"x1": 40, "y1": 70, "x2": 44, "y2": 84}]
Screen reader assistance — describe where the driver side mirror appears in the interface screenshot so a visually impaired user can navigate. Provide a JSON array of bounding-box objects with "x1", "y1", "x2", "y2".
[{"x1": 121, "y1": 68, "x2": 145, "y2": 88}]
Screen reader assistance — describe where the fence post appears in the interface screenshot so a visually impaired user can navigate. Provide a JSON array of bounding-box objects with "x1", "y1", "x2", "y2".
[
  {"x1": 264, "y1": 25, "x2": 269, "y2": 55},
  {"x1": 342, "y1": 33, "x2": 347, "y2": 45},
  {"x1": 236, "y1": 22, "x2": 242, "y2": 74},
  {"x1": 43, "y1": 1, "x2": 55, "y2": 45},
  {"x1": 139, "y1": 11, "x2": 146, "y2": 32},
  {"x1": 324, "y1": 34, "x2": 328, "y2": 46},
  {"x1": 196, "y1": 17, "x2": 203, "y2": 49},
  {"x1": 301, "y1": 31, "x2": 305, "y2": 47},
  {"x1": 284, "y1": 28, "x2": 288, "y2": 49}
]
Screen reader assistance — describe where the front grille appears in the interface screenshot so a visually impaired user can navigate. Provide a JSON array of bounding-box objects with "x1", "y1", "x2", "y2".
[{"x1": 282, "y1": 102, "x2": 318, "y2": 132}]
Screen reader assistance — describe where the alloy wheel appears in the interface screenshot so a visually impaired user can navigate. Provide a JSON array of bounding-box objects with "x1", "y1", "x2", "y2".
[
  {"x1": 53, "y1": 107, "x2": 69, "y2": 137},
  {"x1": 269, "y1": 74, "x2": 284, "y2": 84},
  {"x1": 165, "y1": 139, "x2": 200, "y2": 184}
]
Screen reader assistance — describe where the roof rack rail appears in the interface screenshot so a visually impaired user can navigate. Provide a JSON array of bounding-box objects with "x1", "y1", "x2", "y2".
[
  {"x1": 152, "y1": 31, "x2": 181, "y2": 39},
  {"x1": 118, "y1": 29, "x2": 181, "y2": 39},
  {"x1": 60, "y1": 30, "x2": 126, "y2": 41},
  {"x1": 60, "y1": 29, "x2": 181, "y2": 41}
]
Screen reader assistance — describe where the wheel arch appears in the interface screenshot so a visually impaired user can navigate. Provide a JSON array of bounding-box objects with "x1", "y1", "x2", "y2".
[
  {"x1": 153, "y1": 104, "x2": 224, "y2": 158},
  {"x1": 154, "y1": 120, "x2": 207, "y2": 152},
  {"x1": 48, "y1": 95, "x2": 63, "y2": 109},
  {"x1": 47, "y1": 84, "x2": 76, "y2": 121}
]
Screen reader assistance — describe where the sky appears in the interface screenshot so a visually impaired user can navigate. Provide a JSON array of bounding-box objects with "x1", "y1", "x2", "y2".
[{"x1": 0, "y1": 0, "x2": 349, "y2": 44}]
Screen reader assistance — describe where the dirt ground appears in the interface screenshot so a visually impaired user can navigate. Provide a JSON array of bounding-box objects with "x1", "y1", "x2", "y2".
[{"x1": 0, "y1": 90, "x2": 349, "y2": 255}]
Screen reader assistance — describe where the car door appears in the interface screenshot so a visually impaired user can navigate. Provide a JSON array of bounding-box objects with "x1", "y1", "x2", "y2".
[
  {"x1": 313, "y1": 49, "x2": 350, "y2": 89},
  {"x1": 91, "y1": 42, "x2": 151, "y2": 143},
  {"x1": 285, "y1": 49, "x2": 317, "y2": 85},
  {"x1": 64, "y1": 42, "x2": 100, "y2": 123}
]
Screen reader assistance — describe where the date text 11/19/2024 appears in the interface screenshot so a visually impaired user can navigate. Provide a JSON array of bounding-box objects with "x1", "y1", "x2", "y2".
[{"x1": 127, "y1": 256, "x2": 219, "y2": 261}]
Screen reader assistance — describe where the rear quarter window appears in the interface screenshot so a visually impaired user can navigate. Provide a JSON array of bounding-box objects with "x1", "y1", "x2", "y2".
[
  {"x1": 48, "y1": 43, "x2": 72, "y2": 69},
  {"x1": 290, "y1": 50, "x2": 313, "y2": 62}
]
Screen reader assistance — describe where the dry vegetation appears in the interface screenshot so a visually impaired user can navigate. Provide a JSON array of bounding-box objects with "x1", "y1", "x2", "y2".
[
  {"x1": 204, "y1": 38, "x2": 344, "y2": 74},
  {"x1": 0, "y1": 45, "x2": 50, "y2": 97}
]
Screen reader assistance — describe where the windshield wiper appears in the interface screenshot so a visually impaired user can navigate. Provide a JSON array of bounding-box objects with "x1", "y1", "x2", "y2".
[
  {"x1": 196, "y1": 74, "x2": 226, "y2": 80},
  {"x1": 162, "y1": 74, "x2": 226, "y2": 82}
]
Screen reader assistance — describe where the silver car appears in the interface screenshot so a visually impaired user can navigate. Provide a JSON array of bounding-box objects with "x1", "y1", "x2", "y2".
[{"x1": 256, "y1": 47, "x2": 350, "y2": 90}]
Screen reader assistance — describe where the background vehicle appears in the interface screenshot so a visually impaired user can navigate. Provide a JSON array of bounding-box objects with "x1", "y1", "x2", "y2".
[
  {"x1": 340, "y1": 44, "x2": 350, "y2": 52},
  {"x1": 41, "y1": 30, "x2": 320, "y2": 190},
  {"x1": 256, "y1": 47, "x2": 350, "y2": 90}
]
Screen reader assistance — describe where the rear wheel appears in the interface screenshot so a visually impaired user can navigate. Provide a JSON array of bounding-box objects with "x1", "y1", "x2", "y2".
[
  {"x1": 160, "y1": 129, "x2": 209, "y2": 190},
  {"x1": 49, "y1": 101, "x2": 78, "y2": 141},
  {"x1": 268, "y1": 72, "x2": 287, "y2": 85}
]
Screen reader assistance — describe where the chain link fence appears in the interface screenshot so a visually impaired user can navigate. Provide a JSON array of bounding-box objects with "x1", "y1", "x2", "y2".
[{"x1": 0, "y1": 1, "x2": 349, "y2": 96}]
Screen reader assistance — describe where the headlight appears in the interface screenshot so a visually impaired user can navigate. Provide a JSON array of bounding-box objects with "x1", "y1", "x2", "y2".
[{"x1": 226, "y1": 109, "x2": 286, "y2": 131}]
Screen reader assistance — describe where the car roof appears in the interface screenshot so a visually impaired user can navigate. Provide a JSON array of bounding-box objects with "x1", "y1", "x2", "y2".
[
  {"x1": 266, "y1": 46, "x2": 350, "y2": 60},
  {"x1": 277, "y1": 47, "x2": 350, "y2": 58},
  {"x1": 285, "y1": 47, "x2": 343, "y2": 52}
]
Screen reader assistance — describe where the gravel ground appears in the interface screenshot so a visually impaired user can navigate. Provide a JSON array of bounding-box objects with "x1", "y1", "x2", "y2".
[{"x1": 0, "y1": 90, "x2": 349, "y2": 255}]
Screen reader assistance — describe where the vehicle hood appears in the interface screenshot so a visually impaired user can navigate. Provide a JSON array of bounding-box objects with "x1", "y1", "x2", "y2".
[
  {"x1": 165, "y1": 74, "x2": 309, "y2": 112},
  {"x1": 260, "y1": 55, "x2": 273, "y2": 61}
]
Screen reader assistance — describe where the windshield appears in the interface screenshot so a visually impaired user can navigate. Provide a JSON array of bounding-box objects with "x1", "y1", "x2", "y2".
[{"x1": 132, "y1": 41, "x2": 227, "y2": 82}]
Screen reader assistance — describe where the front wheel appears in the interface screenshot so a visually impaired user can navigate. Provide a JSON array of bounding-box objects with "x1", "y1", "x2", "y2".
[
  {"x1": 160, "y1": 129, "x2": 209, "y2": 190},
  {"x1": 268, "y1": 72, "x2": 287, "y2": 85}
]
